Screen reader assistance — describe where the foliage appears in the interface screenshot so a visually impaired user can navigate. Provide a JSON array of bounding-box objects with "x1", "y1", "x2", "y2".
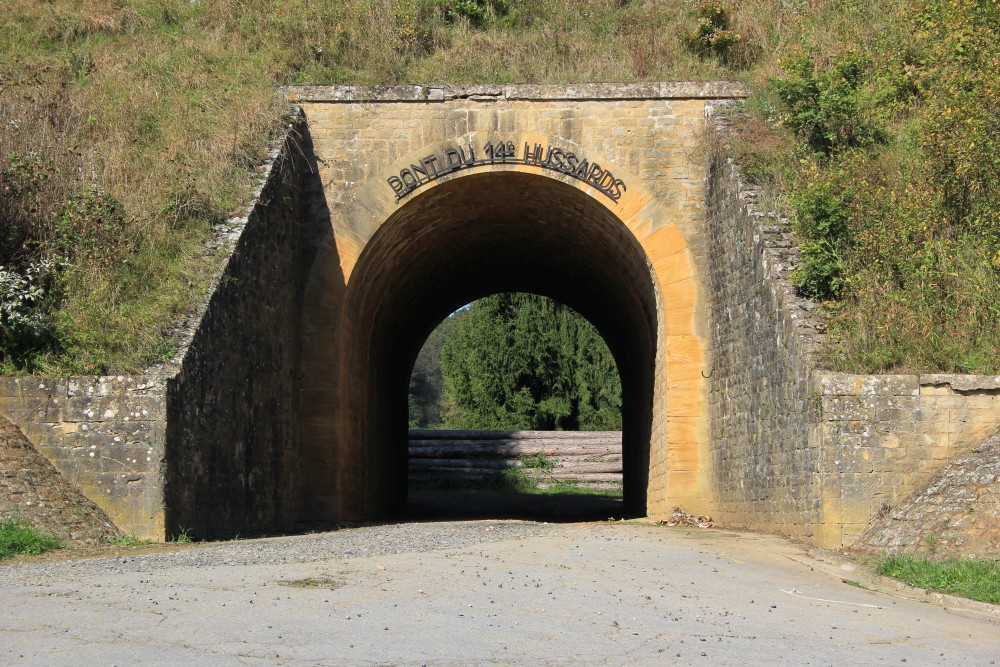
[
  {"x1": 105, "y1": 532, "x2": 152, "y2": 548},
  {"x1": 438, "y1": 0, "x2": 509, "y2": 27},
  {"x1": 684, "y1": 3, "x2": 742, "y2": 65},
  {"x1": 519, "y1": 453, "x2": 555, "y2": 471},
  {"x1": 771, "y1": 51, "x2": 884, "y2": 157},
  {"x1": 747, "y1": 0, "x2": 1000, "y2": 372},
  {"x1": 170, "y1": 528, "x2": 193, "y2": 544},
  {"x1": 0, "y1": 517, "x2": 62, "y2": 559},
  {"x1": 409, "y1": 314, "x2": 460, "y2": 428},
  {"x1": 875, "y1": 555, "x2": 1000, "y2": 605},
  {"x1": 789, "y1": 176, "x2": 851, "y2": 299},
  {"x1": 438, "y1": 293, "x2": 622, "y2": 431},
  {"x1": 0, "y1": 260, "x2": 63, "y2": 371}
]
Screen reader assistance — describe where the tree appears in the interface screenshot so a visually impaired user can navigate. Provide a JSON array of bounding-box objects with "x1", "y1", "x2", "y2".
[
  {"x1": 433, "y1": 293, "x2": 621, "y2": 431},
  {"x1": 408, "y1": 310, "x2": 463, "y2": 428}
]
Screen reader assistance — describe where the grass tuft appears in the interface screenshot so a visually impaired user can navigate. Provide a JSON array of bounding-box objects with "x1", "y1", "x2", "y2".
[
  {"x1": 875, "y1": 555, "x2": 1000, "y2": 605},
  {"x1": 0, "y1": 517, "x2": 63, "y2": 559}
]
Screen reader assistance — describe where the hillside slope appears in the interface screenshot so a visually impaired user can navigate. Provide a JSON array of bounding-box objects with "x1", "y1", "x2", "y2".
[{"x1": 0, "y1": 0, "x2": 997, "y2": 375}]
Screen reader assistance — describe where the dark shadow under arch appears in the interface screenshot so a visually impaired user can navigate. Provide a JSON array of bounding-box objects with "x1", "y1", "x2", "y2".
[{"x1": 334, "y1": 171, "x2": 659, "y2": 521}]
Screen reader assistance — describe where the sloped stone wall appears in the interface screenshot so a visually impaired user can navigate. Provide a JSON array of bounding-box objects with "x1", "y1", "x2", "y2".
[
  {"x1": 0, "y1": 376, "x2": 165, "y2": 539},
  {"x1": 851, "y1": 425, "x2": 1000, "y2": 559},
  {"x1": 163, "y1": 118, "x2": 328, "y2": 539},
  {"x1": 815, "y1": 373, "x2": 1000, "y2": 545},
  {"x1": 0, "y1": 118, "x2": 322, "y2": 541},
  {"x1": 703, "y1": 113, "x2": 1000, "y2": 547},
  {"x1": 703, "y1": 144, "x2": 828, "y2": 539}
]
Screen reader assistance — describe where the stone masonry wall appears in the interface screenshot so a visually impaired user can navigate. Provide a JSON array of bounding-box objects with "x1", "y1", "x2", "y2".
[
  {"x1": 0, "y1": 118, "x2": 316, "y2": 541},
  {"x1": 704, "y1": 139, "x2": 829, "y2": 539},
  {"x1": 703, "y1": 108, "x2": 1000, "y2": 547},
  {"x1": 0, "y1": 375, "x2": 166, "y2": 540},
  {"x1": 815, "y1": 373, "x2": 1000, "y2": 545},
  {"x1": 164, "y1": 117, "x2": 326, "y2": 540}
]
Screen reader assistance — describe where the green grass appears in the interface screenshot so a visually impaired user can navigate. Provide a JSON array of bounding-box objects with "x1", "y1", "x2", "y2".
[
  {"x1": 170, "y1": 528, "x2": 193, "y2": 544},
  {"x1": 875, "y1": 555, "x2": 1000, "y2": 605},
  {"x1": 0, "y1": 518, "x2": 62, "y2": 559}
]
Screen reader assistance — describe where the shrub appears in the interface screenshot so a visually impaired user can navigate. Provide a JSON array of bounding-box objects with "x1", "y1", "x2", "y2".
[
  {"x1": 684, "y1": 3, "x2": 742, "y2": 65},
  {"x1": 771, "y1": 52, "x2": 884, "y2": 157},
  {"x1": 789, "y1": 178, "x2": 851, "y2": 299},
  {"x1": 0, "y1": 260, "x2": 63, "y2": 370}
]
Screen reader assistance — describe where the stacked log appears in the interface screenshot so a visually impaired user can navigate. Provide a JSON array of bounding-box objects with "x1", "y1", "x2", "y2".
[{"x1": 408, "y1": 430, "x2": 623, "y2": 490}]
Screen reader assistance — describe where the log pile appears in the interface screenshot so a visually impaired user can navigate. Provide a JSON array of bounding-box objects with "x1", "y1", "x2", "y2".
[{"x1": 408, "y1": 430, "x2": 623, "y2": 490}]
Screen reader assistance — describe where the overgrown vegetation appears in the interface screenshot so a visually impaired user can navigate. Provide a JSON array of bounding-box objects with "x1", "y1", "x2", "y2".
[
  {"x1": 875, "y1": 555, "x2": 1000, "y2": 605},
  {"x1": 737, "y1": 0, "x2": 1000, "y2": 371},
  {"x1": 0, "y1": 517, "x2": 62, "y2": 559},
  {"x1": 1, "y1": 0, "x2": 997, "y2": 374}
]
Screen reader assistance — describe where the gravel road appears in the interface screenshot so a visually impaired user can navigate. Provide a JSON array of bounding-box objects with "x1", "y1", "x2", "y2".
[{"x1": 2, "y1": 520, "x2": 998, "y2": 666}]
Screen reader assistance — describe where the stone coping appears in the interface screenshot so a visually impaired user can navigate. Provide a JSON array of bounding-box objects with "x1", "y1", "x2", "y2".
[
  {"x1": 817, "y1": 371, "x2": 1000, "y2": 395},
  {"x1": 284, "y1": 81, "x2": 748, "y2": 103}
]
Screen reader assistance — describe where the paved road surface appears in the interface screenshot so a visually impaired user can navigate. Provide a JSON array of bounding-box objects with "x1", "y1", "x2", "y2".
[{"x1": 2, "y1": 520, "x2": 998, "y2": 666}]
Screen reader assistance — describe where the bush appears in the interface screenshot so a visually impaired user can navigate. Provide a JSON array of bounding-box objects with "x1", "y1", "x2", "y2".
[
  {"x1": 771, "y1": 52, "x2": 884, "y2": 157},
  {"x1": 0, "y1": 260, "x2": 63, "y2": 370},
  {"x1": 789, "y1": 178, "x2": 851, "y2": 299},
  {"x1": 684, "y1": 3, "x2": 742, "y2": 65}
]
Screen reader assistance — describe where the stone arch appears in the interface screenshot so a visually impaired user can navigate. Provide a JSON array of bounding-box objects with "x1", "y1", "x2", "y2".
[{"x1": 298, "y1": 146, "x2": 710, "y2": 523}]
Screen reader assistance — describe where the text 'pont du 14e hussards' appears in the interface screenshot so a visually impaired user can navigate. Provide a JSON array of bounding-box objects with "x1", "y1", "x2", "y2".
[{"x1": 387, "y1": 139, "x2": 628, "y2": 203}]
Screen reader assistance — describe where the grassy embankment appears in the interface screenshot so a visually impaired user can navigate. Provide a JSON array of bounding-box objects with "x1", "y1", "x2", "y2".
[{"x1": 0, "y1": 0, "x2": 997, "y2": 374}]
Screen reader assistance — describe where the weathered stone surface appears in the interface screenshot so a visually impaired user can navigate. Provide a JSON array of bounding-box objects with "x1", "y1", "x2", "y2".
[
  {"x1": 0, "y1": 376, "x2": 166, "y2": 540},
  {"x1": 852, "y1": 426, "x2": 1000, "y2": 558},
  {"x1": 163, "y1": 118, "x2": 327, "y2": 540},
  {"x1": 284, "y1": 82, "x2": 748, "y2": 103},
  {"x1": 919, "y1": 374, "x2": 1000, "y2": 393},
  {"x1": 0, "y1": 416, "x2": 120, "y2": 543}
]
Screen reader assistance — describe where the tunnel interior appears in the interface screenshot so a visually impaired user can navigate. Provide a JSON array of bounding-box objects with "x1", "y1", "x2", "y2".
[{"x1": 339, "y1": 170, "x2": 659, "y2": 520}]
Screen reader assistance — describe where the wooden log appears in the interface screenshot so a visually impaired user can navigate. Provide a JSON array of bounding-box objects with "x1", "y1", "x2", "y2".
[
  {"x1": 547, "y1": 472, "x2": 622, "y2": 483},
  {"x1": 408, "y1": 443, "x2": 619, "y2": 457},
  {"x1": 409, "y1": 458, "x2": 513, "y2": 470},
  {"x1": 552, "y1": 461, "x2": 623, "y2": 474},
  {"x1": 409, "y1": 467, "x2": 513, "y2": 476},
  {"x1": 409, "y1": 473, "x2": 496, "y2": 482},
  {"x1": 408, "y1": 438, "x2": 621, "y2": 448},
  {"x1": 409, "y1": 429, "x2": 622, "y2": 441}
]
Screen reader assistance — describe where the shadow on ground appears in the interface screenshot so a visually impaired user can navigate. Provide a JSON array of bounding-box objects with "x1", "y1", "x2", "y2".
[{"x1": 405, "y1": 489, "x2": 627, "y2": 523}]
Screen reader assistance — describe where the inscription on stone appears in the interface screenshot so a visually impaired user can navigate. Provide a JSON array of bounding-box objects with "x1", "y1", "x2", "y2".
[{"x1": 387, "y1": 139, "x2": 627, "y2": 203}]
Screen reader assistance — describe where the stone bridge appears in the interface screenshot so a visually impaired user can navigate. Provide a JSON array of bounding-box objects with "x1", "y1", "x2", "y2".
[{"x1": 2, "y1": 83, "x2": 998, "y2": 546}]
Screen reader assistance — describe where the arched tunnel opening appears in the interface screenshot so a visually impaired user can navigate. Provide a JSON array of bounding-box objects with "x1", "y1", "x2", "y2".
[
  {"x1": 334, "y1": 170, "x2": 659, "y2": 522},
  {"x1": 404, "y1": 292, "x2": 627, "y2": 522}
]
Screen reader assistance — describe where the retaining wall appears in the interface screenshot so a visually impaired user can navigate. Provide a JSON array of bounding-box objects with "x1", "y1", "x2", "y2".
[
  {"x1": 703, "y1": 117, "x2": 1000, "y2": 545},
  {"x1": 0, "y1": 375, "x2": 165, "y2": 540}
]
